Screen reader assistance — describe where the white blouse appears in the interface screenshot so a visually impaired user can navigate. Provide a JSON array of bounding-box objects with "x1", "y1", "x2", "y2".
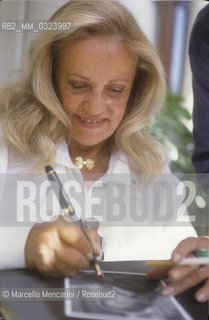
[{"x1": 0, "y1": 131, "x2": 197, "y2": 269}]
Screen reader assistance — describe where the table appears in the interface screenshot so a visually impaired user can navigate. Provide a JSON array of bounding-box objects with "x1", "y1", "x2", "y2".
[{"x1": 0, "y1": 261, "x2": 208, "y2": 320}]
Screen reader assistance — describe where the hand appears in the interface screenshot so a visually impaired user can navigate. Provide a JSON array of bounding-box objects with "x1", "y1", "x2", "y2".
[
  {"x1": 147, "y1": 236, "x2": 209, "y2": 303},
  {"x1": 25, "y1": 216, "x2": 101, "y2": 277}
]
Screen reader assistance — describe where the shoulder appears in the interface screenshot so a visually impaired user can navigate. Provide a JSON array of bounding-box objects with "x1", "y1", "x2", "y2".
[
  {"x1": 195, "y1": 4, "x2": 209, "y2": 26},
  {"x1": 0, "y1": 125, "x2": 31, "y2": 173},
  {"x1": 108, "y1": 151, "x2": 130, "y2": 174},
  {"x1": 190, "y1": 4, "x2": 209, "y2": 47},
  {"x1": 109, "y1": 150, "x2": 172, "y2": 175}
]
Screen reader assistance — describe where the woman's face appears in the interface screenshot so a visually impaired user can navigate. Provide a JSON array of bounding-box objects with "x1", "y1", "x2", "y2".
[{"x1": 56, "y1": 35, "x2": 136, "y2": 149}]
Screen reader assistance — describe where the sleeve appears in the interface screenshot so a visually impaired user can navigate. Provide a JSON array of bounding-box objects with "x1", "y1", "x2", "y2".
[
  {"x1": 189, "y1": 4, "x2": 209, "y2": 192},
  {"x1": 0, "y1": 227, "x2": 31, "y2": 269},
  {"x1": 0, "y1": 130, "x2": 32, "y2": 269},
  {"x1": 98, "y1": 170, "x2": 197, "y2": 261},
  {"x1": 158, "y1": 226, "x2": 197, "y2": 259},
  {"x1": 99, "y1": 226, "x2": 197, "y2": 261},
  {"x1": 157, "y1": 173, "x2": 197, "y2": 258},
  {"x1": 0, "y1": 127, "x2": 8, "y2": 173}
]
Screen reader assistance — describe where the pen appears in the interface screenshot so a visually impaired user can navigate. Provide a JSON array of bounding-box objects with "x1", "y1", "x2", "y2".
[
  {"x1": 45, "y1": 165, "x2": 104, "y2": 278},
  {"x1": 146, "y1": 257, "x2": 209, "y2": 267}
]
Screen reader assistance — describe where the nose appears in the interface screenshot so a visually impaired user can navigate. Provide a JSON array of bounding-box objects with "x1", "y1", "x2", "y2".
[{"x1": 83, "y1": 91, "x2": 106, "y2": 116}]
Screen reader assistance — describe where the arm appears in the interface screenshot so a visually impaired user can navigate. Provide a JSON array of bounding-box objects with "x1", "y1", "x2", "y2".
[
  {"x1": 147, "y1": 236, "x2": 209, "y2": 303},
  {"x1": 0, "y1": 227, "x2": 31, "y2": 269},
  {"x1": 189, "y1": 4, "x2": 209, "y2": 192}
]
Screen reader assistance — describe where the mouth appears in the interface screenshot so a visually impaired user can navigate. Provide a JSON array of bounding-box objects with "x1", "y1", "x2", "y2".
[
  {"x1": 80, "y1": 117, "x2": 105, "y2": 124},
  {"x1": 77, "y1": 116, "x2": 107, "y2": 128}
]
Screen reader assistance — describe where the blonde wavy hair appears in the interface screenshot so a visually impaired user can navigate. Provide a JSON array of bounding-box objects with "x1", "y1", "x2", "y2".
[{"x1": 0, "y1": 0, "x2": 167, "y2": 175}]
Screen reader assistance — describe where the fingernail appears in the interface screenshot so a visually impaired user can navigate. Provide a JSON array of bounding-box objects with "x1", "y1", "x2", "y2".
[
  {"x1": 86, "y1": 252, "x2": 93, "y2": 261},
  {"x1": 162, "y1": 286, "x2": 175, "y2": 296},
  {"x1": 196, "y1": 293, "x2": 206, "y2": 302},
  {"x1": 173, "y1": 253, "x2": 181, "y2": 263}
]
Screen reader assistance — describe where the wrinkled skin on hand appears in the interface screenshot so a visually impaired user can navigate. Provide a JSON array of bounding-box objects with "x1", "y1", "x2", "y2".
[
  {"x1": 25, "y1": 216, "x2": 101, "y2": 277},
  {"x1": 147, "y1": 236, "x2": 209, "y2": 303}
]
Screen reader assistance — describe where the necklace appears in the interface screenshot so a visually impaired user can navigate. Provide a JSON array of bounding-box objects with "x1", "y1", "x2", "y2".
[{"x1": 74, "y1": 156, "x2": 95, "y2": 170}]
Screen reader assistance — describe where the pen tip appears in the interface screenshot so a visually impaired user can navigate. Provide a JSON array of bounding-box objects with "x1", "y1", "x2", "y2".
[{"x1": 95, "y1": 263, "x2": 104, "y2": 279}]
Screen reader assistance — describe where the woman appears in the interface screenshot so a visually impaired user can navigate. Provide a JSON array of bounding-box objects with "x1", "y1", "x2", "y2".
[{"x1": 0, "y1": 0, "x2": 199, "y2": 298}]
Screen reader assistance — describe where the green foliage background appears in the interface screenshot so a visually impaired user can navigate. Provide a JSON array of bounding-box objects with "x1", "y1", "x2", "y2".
[{"x1": 150, "y1": 93, "x2": 208, "y2": 235}]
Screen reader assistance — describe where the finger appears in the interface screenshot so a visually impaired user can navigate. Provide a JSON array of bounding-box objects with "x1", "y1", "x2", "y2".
[
  {"x1": 35, "y1": 242, "x2": 58, "y2": 275},
  {"x1": 162, "y1": 265, "x2": 209, "y2": 297},
  {"x1": 54, "y1": 254, "x2": 79, "y2": 277},
  {"x1": 37, "y1": 257, "x2": 61, "y2": 277},
  {"x1": 56, "y1": 216, "x2": 101, "y2": 254},
  {"x1": 58, "y1": 224, "x2": 94, "y2": 258},
  {"x1": 84, "y1": 228, "x2": 101, "y2": 255},
  {"x1": 168, "y1": 264, "x2": 198, "y2": 282},
  {"x1": 172, "y1": 236, "x2": 209, "y2": 263},
  {"x1": 195, "y1": 278, "x2": 209, "y2": 303},
  {"x1": 147, "y1": 266, "x2": 172, "y2": 280},
  {"x1": 56, "y1": 244, "x2": 91, "y2": 270}
]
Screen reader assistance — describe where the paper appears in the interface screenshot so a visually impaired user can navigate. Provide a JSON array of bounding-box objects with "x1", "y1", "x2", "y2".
[{"x1": 64, "y1": 271, "x2": 193, "y2": 320}]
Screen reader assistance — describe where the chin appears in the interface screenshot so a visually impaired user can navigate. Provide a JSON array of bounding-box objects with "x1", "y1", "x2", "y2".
[
  {"x1": 73, "y1": 138, "x2": 104, "y2": 148},
  {"x1": 80, "y1": 141, "x2": 103, "y2": 147}
]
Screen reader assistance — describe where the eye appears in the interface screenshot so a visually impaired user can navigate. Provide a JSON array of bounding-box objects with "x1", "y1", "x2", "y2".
[
  {"x1": 70, "y1": 83, "x2": 87, "y2": 89},
  {"x1": 111, "y1": 88, "x2": 123, "y2": 93},
  {"x1": 107, "y1": 87, "x2": 124, "y2": 96}
]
